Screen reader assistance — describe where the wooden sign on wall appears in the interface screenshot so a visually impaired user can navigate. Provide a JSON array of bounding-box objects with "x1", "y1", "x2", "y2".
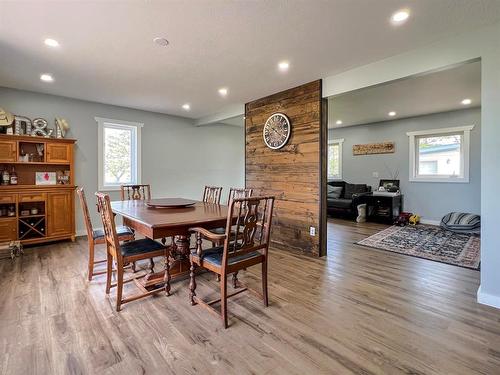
[{"x1": 353, "y1": 142, "x2": 395, "y2": 155}]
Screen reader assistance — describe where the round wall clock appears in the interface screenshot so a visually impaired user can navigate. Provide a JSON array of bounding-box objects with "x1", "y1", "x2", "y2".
[{"x1": 263, "y1": 112, "x2": 291, "y2": 150}]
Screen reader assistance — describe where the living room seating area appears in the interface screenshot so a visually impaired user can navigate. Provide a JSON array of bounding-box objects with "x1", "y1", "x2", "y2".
[{"x1": 327, "y1": 181, "x2": 371, "y2": 219}]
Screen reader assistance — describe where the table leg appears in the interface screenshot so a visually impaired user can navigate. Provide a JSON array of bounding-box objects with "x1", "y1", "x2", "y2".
[{"x1": 141, "y1": 234, "x2": 192, "y2": 289}]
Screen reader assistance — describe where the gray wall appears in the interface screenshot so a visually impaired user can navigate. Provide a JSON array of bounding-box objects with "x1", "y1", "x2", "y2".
[
  {"x1": 329, "y1": 108, "x2": 481, "y2": 222},
  {"x1": 0, "y1": 87, "x2": 245, "y2": 235}
]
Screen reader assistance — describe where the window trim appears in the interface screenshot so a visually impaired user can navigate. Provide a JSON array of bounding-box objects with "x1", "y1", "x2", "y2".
[
  {"x1": 96, "y1": 117, "x2": 143, "y2": 191},
  {"x1": 328, "y1": 138, "x2": 344, "y2": 180},
  {"x1": 407, "y1": 125, "x2": 474, "y2": 183}
]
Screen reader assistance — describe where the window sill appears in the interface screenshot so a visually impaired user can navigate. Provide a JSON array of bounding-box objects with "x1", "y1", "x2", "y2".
[
  {"x1": 409, "y1": 177, "x2": 469, "y2": 183},
  {"x1": 98, "y1": 186, "x2": 122, "y2": 192}
]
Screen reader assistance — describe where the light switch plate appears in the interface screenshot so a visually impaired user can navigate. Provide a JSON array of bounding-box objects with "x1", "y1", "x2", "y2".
[{"x1": 309, "y1": 226, "x2": 316, "y2": 236}]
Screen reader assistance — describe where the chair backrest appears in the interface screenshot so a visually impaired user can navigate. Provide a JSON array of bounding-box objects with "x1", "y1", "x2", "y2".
[
  {"x1": 120, "y1": 184, "x2": 151, "y2": 201},
  {"x1": 76, "y1": 187, "x2": 95, "y2": 242},
  {"x1": 202, "y1": 185, "x2": 223, "y2": 204},
  {"x1": 95, "y1": 192, "x2": 123, "y2": 264},
  {"x1": 227, "y1": 187, "x2": 253, "y2": 205},
  {"x1": 222, "y1": 196, "x2": 275, "y2": 267}
]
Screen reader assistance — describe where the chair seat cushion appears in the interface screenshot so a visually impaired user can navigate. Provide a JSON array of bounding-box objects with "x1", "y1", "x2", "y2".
[
  {"x1": 93, "y1": 226, "x2": 134, "y2": 240},
  {"x1": 193, "y1": 247, "x2": 262, "y2": 267},
  {"x1": 120, "y1": 238, "x2": 165, "y2": 257},
  {"x1": 210, "y1": 227, "x2": 225, "y2": 235}
]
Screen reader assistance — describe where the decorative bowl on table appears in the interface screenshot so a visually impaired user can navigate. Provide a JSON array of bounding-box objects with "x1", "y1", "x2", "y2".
[{"x1": 145, "y1": 198, "x2": 197, "y2": 209}]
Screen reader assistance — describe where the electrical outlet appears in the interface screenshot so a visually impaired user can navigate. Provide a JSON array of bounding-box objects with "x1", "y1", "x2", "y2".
[
  {"x1": 372, "y1": 171, "x2": 379, "y2": 178},
  {"x1": 309, "y1": 226, "x2": 316, "y2": 236}
]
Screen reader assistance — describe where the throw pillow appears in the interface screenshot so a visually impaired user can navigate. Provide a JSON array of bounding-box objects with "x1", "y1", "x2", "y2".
[{"x1": 327, "y1": 186, "x2": 343, "y2": 199}]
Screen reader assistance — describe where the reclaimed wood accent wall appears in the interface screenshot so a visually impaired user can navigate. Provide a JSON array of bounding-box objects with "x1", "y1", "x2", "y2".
[{"x1": 245, "y1": 80, "x2": 327, "y2": 256}]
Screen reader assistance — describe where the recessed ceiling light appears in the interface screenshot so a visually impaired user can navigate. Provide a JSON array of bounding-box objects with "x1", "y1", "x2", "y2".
[
  {"x1": 278, "y1": 61, "x2": 290, "y2": 71},
  {"x1": 40, "y1": 74, "x2": 54, "y2": 82},
  {"x1": 182, "y1": 103, "x2": 190, "y2": 111},
  {"x1": 461, "y1": 98, "x2": 472, "y2": 105},
  {"x1": 153, "y1": 37, "x2": 169, "y2": 47},
  {"x1": 218, "y1": 88, "x2": 228, "y2": 97},
  {"x1": 44, "y1": 38, "x2": 59, "y2": 47},
  {"x1": 391, "y1": 10, "x2": 410, "y2": 24},
  {"x1": 388, "y1": 111, "x2": 396, "y2": 117},
  {"x1": 336, "y1": 120, "x2": 343, "y2": 125}
]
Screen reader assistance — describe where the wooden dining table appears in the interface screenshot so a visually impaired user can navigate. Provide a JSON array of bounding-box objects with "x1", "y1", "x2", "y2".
[{"x1": 111, "y1": 198, "x2": 229, "y2": 288}]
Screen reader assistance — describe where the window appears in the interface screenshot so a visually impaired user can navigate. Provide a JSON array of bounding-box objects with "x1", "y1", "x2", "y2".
[
  {"x1": 407, "y1": 125, "x2": 474, "y2": 183},
  {"x1": 96, "y1": 117, "x2": 142, "y2": 190},
  {"x1": 328, "y1": 138, "x2": 344, "y2": 180}
]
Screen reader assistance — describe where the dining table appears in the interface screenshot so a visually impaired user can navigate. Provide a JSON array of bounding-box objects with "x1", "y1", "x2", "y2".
[{"x1": 111, "y1": 198, "x2": 229, "y2": 289}]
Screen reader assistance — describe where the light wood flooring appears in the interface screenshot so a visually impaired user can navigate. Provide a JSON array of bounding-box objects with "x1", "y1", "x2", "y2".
[{"x1": 1, "y1": 218, "x2": 500, "y2": 374}]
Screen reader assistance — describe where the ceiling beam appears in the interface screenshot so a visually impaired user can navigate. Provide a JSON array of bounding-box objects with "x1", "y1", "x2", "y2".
[{"x1": 194, "y1": 103, "x2": 244, "y2": 126}]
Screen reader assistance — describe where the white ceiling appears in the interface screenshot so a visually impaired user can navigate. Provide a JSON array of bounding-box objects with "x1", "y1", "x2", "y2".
[
  {"x1": 0, "y1": 1, "x2": 498, "y2": 120},
  {"x1": 329, "y1": 61, "x2": 481, "y2": 128}
]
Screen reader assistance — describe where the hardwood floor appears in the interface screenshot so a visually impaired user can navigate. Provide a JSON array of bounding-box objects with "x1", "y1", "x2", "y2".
[{"x1": 1, "y1": 218, "x2": 499, "y2": 374}]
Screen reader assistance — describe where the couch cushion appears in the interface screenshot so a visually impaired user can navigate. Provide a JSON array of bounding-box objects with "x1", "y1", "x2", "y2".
[
  {"x1": 329, "y1": 198, "x2": 353, "y2": 209},
  {"x1": 327, "y1": 186, "x2": 343, "y2": 199},
  {"x1": 93, "y1": 226, "x2": 134, "y2": 240},
  {"x1": 120, "y1": 238, "x2": 165, "y2": 257},
  {"x1": 344, "y1": 184, "x2": 368, "y2": 199}
]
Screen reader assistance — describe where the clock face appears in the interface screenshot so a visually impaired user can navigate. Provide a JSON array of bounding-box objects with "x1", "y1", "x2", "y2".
[{"x1": 263, "y1": 113, "x2": 291, "y2": 150}]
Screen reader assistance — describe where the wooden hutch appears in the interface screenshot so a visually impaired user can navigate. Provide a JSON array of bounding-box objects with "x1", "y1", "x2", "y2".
[{"x1": 0, "y1": 134, "x2": 76, "y2": 244}]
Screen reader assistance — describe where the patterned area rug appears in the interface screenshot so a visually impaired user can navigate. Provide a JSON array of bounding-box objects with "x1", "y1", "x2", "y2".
[{"x1": 356, "y1": 225, "x2": 480, "y2": 270}]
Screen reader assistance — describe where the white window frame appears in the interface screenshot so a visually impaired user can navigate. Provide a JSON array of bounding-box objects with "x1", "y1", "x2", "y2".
[
  {"x1": 407, "y1": 125, "x2": 474, "y2": 183},
  {"x1": 96, "y1": 117, "x2": 143, "y2": 191},
  {"x1": 328, "y1": 138, "x2": 344, "y2": 180}
]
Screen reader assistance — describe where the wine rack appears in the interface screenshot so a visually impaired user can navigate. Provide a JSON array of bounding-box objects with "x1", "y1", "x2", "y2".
[{"x1": 19, "y1": 216, "x2": 46, "y2": 240}]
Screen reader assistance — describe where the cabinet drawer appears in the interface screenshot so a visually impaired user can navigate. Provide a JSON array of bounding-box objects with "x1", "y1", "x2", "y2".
[
  {"x1": 0, "y1": 194, "x2": 16, "y2": 203},
  {"x1": 18, "y1": 193, "x2": 47, "y2": 202}
]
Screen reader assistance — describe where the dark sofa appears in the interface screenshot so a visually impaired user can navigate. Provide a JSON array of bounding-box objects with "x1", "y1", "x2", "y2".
[{"x1": 327, "y1": 181, "x2": 372, "y2": 218}]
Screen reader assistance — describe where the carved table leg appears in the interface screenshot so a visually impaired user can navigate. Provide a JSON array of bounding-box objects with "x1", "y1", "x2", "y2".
[{"x1": 140, "y1": 233, "x2": 192, "y2": 289}]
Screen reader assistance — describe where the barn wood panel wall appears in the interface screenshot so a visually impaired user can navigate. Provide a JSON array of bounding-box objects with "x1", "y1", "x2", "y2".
[{"x1": 245, "y1": 80, "x2": 325, "y2": 256}]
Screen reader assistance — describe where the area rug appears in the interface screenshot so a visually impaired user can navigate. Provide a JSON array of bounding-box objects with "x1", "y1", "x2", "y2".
[{"x1": 356, "y1": 225, "x2": 480, "y2": 270}]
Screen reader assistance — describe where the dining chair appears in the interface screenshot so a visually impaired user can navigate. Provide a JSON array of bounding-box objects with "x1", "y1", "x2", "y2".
[
  {"x1": 95, "y1": 192, "x2": 171, "y2": 311},
  {"x1": 211, "y1": 187, "x2": 253, "y2": 283},
  {"x1": 202, "y1": 185, "x2": 223, "y2": 204},
  {"x1": 227, "y1": 187, "x2": 253, "y2": 205},
  {"x1": 120, "y1": 184, "x2": 152, "y2": 201},
  {"x1": 120, "y1": 183, "x2": 155, "y2": 271},
  {"x1": 76, "y1": 187, "x2": 135, "y2": 281},
  {"x1": 189, "y1": 195, "x2": 275, "y2": 328}
]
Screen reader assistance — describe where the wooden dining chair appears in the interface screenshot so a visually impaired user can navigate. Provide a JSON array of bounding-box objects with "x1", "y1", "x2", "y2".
[
  {"x1": 227, "y1": 187, "x2": 253, "y2": 205},
  {"x1": 211, "y1": 187, "x2": 254, "y2": 283},
  {"x1": 202, "y1": 185, "x2": 223, "y2": 204},
  {"x1": 189, "y1": 195, "x2": 275, "y2": 328},
  {"x1": 95, "y1": 192, "x2": 171, "y2": 311},
  {"x1": 120, "y1": 184, "x2": 152, "y2": 201},
  {"x1": 120, "y1": 183, "x2": 156, "y2": 271},
  {"x1": 76, "y1": 187, "x2": 135, "y2": 281}
]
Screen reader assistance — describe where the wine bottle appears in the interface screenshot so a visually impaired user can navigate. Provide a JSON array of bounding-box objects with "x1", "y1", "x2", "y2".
[
  {"x1": 10, "y1": 167, "x2": 17, "y2": 185},
  {"x1": 1, "y1": 167, "x2": 9, "y2": 185}
]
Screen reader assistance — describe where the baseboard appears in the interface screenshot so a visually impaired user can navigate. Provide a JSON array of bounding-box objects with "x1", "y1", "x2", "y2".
[
  {"x1": 76, "y1": 229, "x2": 90, "y2": 238},
  {"x1": 420, "y1": 218, "x2": 440, "y2": 226},
  {"x1": 477, "y1": 286, "x2": 500, "y2": 309}
]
